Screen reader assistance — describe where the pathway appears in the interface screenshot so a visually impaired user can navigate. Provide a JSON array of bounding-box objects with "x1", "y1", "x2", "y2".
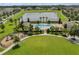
[
  {"x1": 0, "y1": 34, "x2": 65, "y2": 55},
  {"x1": 0, "y1": 36, "x2": 31, "y2": 55}
]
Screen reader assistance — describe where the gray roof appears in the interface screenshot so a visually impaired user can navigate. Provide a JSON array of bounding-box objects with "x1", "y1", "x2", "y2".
[
  {"x1": 22, "y1": 12, "x2": 59, "y2": 22},
  {"x1": 35, "y1": 7, "x2": 42, "y2": 10},
  {"x1": 66, "y1": 22, "x2": 75, "y2": 30},
  {"x1": 26, "y1": 7, "x2": 32, "y2": 10},
  {"x1": 0, "y1": 18, "x2": 2, "y2": 21}
]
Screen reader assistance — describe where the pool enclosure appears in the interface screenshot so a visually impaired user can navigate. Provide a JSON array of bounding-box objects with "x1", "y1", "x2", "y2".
[{"x1": 21, "y1": 12, "x2": 59, "y2": 23}]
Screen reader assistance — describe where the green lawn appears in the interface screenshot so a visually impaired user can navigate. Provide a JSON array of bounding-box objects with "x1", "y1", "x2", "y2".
[
  {"x1": 5, "y1": 35, "x2": 79, "y2": 55},
  {"x1": 0, "y1": 9, "x2": 25, "y2": 52},
  {"x1": 26, "y1": 9, "x2": 56, "y2": 12},
  {"x1": 57, "y1": 11, "x2": 68, "y2": 22},
  {"x1": 0, "y1": 9, "x2": 25, "y2": 40},
  {"x1": 0, "y1": 47, "x2": 4, "y2": 52}
]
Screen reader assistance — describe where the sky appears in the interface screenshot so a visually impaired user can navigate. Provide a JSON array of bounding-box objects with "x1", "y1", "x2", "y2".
[{"x1": 0, "y1": 3, "x2": 79, "y2": 6}]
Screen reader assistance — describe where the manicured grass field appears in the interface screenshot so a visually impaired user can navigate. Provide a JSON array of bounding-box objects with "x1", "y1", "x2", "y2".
[
  {"x1": 57, "y1": 11, "x2": 68, "y2": 22},
  {"x1": 0, "y1": 9, "x2": 25, "y2": 40},
  {"x1": 0, "y1": 47, "x2": 4, "y2": 52},
  {"x1": 5, "y1": 35, "x2": 79, "y2": 55},
  {"x1": 0, "y1": 9, "x2": 25, "y2": 52}
]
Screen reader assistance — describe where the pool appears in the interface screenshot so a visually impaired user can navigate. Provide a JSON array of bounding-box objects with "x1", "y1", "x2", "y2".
[{"x1": 33, "y1": 23, "x2": 51, "y2": 30}]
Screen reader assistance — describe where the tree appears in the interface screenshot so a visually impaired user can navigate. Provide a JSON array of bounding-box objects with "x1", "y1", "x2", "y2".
[
  {"x1": 62, "y1": 28, "x2": 68, "y2": 37},
  {"x1": 19, "y1": 20, "x2": 25, "y2": 31},
  {"x1": 43, "y1": 17, "x2": 44, "y2": 23},
  {"x1": 47, "y1": 29, "x2": 50, "y2": 33},
  {"x1": 9, "y1": 18, "x2": 13, "y2": 23},
  {"x1": 0, "y1": 24, "x2": 5, "y2": 32},
  {"x1": 46, "y1": 17, "x2": 48, "y2": 22},
  {"x1": 64, "y1": 24, "x2": 67, "y2": 29},
  {"x1": 14, "y1": 26, "x2": 19, "y2": 33},
  {"x1": 40, "y1": 17, "x2": 42, "y2": 22},
  {"x1": 27, "y1": 18, "x2": 30, "y2": 22},
  {"x1": 50, "y1": 26, "x2": 55, "y2": 34},
  {"x1": 69, "y1": 24, "x2": 78, "y2": 36},
  {"x1": 37, "y1": 21, "x2": 40, "y2": 24},
  {"x1": 50, "y1": 26, "x2": 54, "y2": 31},
  {"x1": 14, "y1": 19, "x2": 17, "y2": 26},
  {"x1": 47, "y1": 20, "x2": 51, "y2": 24},
  {"x1": 13, "y1": 35, "x2": 20, "y2": 43},
  {"x1": 58, "y1": 18, "x2": 62, "y2": 24},
  {"x1": 35, "y1": 26, "x2": 40, "y2": 34},
  {"x1": 29, "y1": 24, "x2": 33, "y2": 31},
  {"x1": 27, "y1": 24, "x2": 33, "y2": 35},
  {"x1": 68, "y1": 18, "x2": 71, "y2": 22},
  {"x1": 74, "y1": 24, "x2": 79, "y2": 36}
]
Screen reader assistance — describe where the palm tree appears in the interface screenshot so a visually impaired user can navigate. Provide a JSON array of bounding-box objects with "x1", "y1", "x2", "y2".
[
  {"x1": 28, "y1": 24, "x2": 33, "y2": 35},
  {"x1": 47, "y1": 29, "x2": 50, "y2": 33},
  {"x1": 43, "y1": 17, "x2": 44, "y2": 23},
  {"x1": 19, "y1": 20, "x2": 25, "y2": 31},
  {"x1": 29, "y1": 24, "x2": 33, "y2": 31},
  {"x1": 68, "y1": 18, "x2": 71, "y2": 22},
  {"x1": 40, "y1": 17, "x2": 42, "y2": 22},
  {"x1": 37, "y1": 21, "x2": 40, "y2": 24},
  {"x1": 46, "y1": 17, "x2": 48, "y2": 22},
  {"x1": 64, "y1": 24, "x2": 67, "y2": 29},
  {"x1": 27, "y1": 18, "x2": 30, "y2": 22},
  {"x1": 58, "y1": 18, "x2": 62, "y2": 24}
]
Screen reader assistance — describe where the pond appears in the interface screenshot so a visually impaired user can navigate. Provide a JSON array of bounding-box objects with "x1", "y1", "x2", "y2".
[{"x1": 21, "y1": 12, "x2": 59, "y2": 22}]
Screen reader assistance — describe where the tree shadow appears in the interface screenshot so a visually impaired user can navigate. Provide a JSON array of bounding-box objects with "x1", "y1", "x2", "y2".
[
  {"x1": 0, "y1": 31, "x2": 4, "y2": 33},
  {"x1": 9, "y1": 23, "x2": 13, "y2": 26},
  {"x1": 12, "y1": 44, "x2": 20, "y2": 50}
]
